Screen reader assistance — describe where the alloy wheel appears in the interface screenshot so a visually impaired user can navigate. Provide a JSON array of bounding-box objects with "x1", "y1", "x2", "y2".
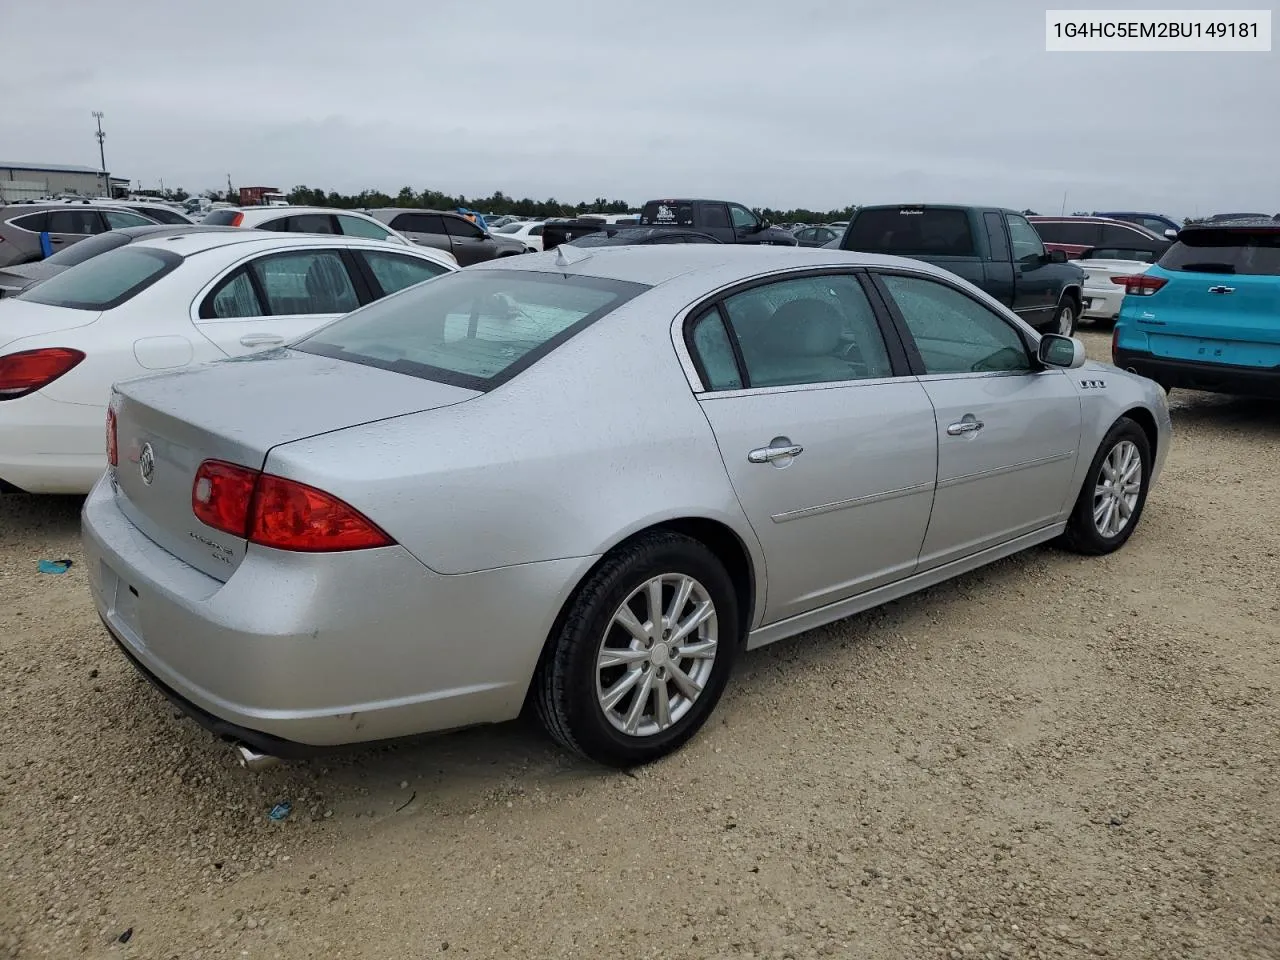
[
  {"x1": 595, "y1": 574, "x2": 719, "y2": 738},
  {"x1": 1093, "y1": 439, "x2": 1143, "y2": 537}
]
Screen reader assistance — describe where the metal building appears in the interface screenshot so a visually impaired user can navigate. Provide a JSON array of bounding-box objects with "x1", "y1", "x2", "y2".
[{"x1": 0, "y1": 161, "x2": 114, "y2": 202}]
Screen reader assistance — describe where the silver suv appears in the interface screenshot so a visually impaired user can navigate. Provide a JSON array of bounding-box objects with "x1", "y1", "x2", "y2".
[{"x1": 0, "y1": 201, "x2": 159, "y2": 267}]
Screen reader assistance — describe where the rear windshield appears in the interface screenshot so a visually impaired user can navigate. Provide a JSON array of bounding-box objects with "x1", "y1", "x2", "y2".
[
  {"x1": 201, "y1": 209, "x2": 241, "y2": 225},
  {"x1": 42, "y1": 230, "x2": 133, "y2": 266},
  {"x1": 1158, "y1": 229, "x2": 1280, "y2": 275},
  {"x1": 16, "y1": 247, "x2": 181, "y2": 310},
  {"x1": 293, "y1": 269, "x2": 648, "y2": 390},
  {"x1": 843, "y1": 208, "x2": 976, "y2": 257},
  {"x1": 640, "y1": 202, "x2": 694, "y2": 227}
]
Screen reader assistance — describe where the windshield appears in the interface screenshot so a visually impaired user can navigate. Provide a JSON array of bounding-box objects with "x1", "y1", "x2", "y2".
[
  {"x1": 201, "y1": 209, "x2": 241, "y2": 225},
  {"x1": 1158, "y1": 228, "x2": 1280, "y2": 275},
  {"x1": 42, "y1": 230, "x2": 134, "y2": 267},
  {"x1": 293, "y1": 270, "x2": 647, "y2": 390},
  {"x1": 17, "y1": 247, "x2": 181, "y2": 310}
]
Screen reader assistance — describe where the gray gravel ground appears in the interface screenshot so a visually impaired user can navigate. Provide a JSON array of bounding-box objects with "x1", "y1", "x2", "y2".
[{"x1": 1, "y1": 330, "x2": 1277, "y2": 959}]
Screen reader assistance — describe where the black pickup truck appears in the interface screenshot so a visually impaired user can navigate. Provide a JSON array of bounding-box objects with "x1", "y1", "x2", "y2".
[
  {"x1": 837, "y1": 204, "x2": 1085, "y2": 335},
  {"x1": 637, "y1": 199, "x2": 798, "y2": 246}
]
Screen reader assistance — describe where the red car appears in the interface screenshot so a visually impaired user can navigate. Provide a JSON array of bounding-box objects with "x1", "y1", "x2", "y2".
[{"x1": 1029, "y1": 216, "x2": 1171, "y2": 262}]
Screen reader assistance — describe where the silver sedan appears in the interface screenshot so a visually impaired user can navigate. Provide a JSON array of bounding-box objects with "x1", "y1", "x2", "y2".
[{"x1": 82, "y1": 246, "x2": 1172, "y2": 768}]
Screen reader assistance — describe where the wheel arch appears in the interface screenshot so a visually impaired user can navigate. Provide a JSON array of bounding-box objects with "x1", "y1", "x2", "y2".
[{"x1": 1119, "y1": 404, "x2": 1159, "y2": 460}]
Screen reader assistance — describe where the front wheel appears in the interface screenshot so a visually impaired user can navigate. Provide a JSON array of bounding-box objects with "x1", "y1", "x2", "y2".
[
  {"x1": 534, "y1": 531, "x2": 739, "y2": 767},
  {"x1": 1058, "y1": 417, "x2": 1152, "y2": 555}
]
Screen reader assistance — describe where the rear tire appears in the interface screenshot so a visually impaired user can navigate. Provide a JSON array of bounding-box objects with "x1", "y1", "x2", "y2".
[
  {"x1": 534, "y1": 532, "x2": 739, "y2": 767},
  {"x1": 1058, "y1": 417, "x2": 1151, "y2": 555}
]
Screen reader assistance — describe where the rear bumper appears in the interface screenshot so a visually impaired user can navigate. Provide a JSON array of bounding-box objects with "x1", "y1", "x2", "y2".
[
  {"x1": 1113, "y1": 347, "x2": 1280, "y2": 398},
  {"x1": 1082, "y1": 285, "x2": 1124, "y2": 320},
  {"x1": 81, "y1": 476, "x2": 593, "y2": 749},
  {"x1": 0, "y1": 392, "x2": 107, "y2": 494}
]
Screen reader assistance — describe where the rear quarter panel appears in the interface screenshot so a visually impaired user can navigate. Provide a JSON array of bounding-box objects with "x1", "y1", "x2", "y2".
[{"x1": 263, "y1": 296, "x2": 765, "y2": 580}]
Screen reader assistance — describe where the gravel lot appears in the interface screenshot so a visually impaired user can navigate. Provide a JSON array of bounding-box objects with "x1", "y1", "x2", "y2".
[{"x1": 2, "y1": 330, "x2": 1277, "y2": 960}]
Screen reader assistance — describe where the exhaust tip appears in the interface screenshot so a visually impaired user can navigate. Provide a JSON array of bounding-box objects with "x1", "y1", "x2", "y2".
[
  {"x1": 233, "y1": 742, "x2": 281, "y2": 772},
  {"x1": 1125, "y1": 367, "x2": 1138, "y2": 374}
]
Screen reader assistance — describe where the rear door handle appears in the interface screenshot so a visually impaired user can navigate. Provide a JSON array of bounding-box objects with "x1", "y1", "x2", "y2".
[
  {"x1": 748, "y1": 441, "x2": 804, "y2": 464},
  {"x1": 947, "y1": 418, "x2": 984, "y2": 436},
  {"x1": 239, "y1": 334, "x2": 285, "y2": 347}
]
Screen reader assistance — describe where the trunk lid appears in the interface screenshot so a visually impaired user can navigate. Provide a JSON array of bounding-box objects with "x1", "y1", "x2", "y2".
[
  {"x1": 0, "y1": 299, "x2": 100, "y2": 350},
  {"x1": 1081, "y1": 258, "x2": 1150, "y2": 287},
  {"x1": 111, "y1": 349, "x2": 479, "y2": 580}
]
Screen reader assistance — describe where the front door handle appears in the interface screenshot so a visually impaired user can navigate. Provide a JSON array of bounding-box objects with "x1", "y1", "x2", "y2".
[
  {"x1": 748, "y1": 440, "x2": 804, "y2": 464},
  {"x1": 239, "y1": 334, "x2": 286, "y2": 348},
  {"x1": 947, "y1": 417, "x2": 985, "y2": 436}
]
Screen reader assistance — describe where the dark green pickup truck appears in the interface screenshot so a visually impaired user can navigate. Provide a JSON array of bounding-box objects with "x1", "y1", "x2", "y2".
[{"x1": 837, "y1": 204, "x2": 1086, "y2": 336}]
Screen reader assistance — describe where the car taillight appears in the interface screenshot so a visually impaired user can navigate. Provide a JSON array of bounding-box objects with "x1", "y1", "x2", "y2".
[
  {"x1": 192, "y1": 460, "x2": 258, "y2": 537},
  {"x1": 192, "y1": 460, "x2": 392, "y2": 552},
  {"x1": 229, "y1": 212, "x2": 244, "y2": 227},
  {"x1": 1111, "y1": 324, "x2": 1120, "y2": 359},
  {"x1": 1112, "y1": 274, "x2": 1167, "y2": 296},
  {"x1": 106, "y1": 407, "x2": 118, "y2": 467},
  {"x1": 0, "y1": 348, "x2": 85, "y2": 399}
]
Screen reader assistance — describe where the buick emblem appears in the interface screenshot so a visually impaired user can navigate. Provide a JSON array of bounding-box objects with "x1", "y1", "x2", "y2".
[{"x1": 138, "y1": 443, "x2": 155, "y2": 485}]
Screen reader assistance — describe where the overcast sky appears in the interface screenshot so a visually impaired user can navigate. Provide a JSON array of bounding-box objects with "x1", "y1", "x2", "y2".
[{"x1": 5, "y1": 0, "x2": 1276, "y2": 216}]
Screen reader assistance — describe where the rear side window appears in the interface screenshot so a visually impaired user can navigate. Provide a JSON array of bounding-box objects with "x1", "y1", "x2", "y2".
[
  {"x1": 640, "y1": 202, "x2": 695, "y2": 227},
  {"x1": 201, "y1": 210, "x2": 241, "y2": 225},
  {"x1": 138, "y1": 207, "x2": 191, "y2": 225},
  {"x1": 688, "y1": 309, "x2": 743, "y2": 390},
  {"x1": 17, "y1": 247, "x2": 180, "y2": 310},
  {"x1": 279, "y1": 214, "x2": 338, "y2": 234},
  {"x1": 391, "y1": 213, "x2": 448, "y2": 234},
  {"x1": 250, "y1": 251, "x2": 359, "y2": 315},
  {"x1": 48, "y1": 210, "x2": 103, "y2": 235},
  {"x1": 294, "y1": 270, "x2": 646, "y2": 390},
  {"x1": 700, "y1": 204, "x2": 730, "y2": 229},
  {"x1": 9, "y1": 212, "x2": 49, "y2": 232},
  {"x1": 1158, "y1": 229, "x2": 1280, "y2": 276},
  {"x1": 202, "y1": 271, "x2": 264, "y2": 319},
  {"x1": 983, "y1": 212, "x2": 1010, "y2": 260},
  {"x1": 1033, "y1": 221, "x2": 1099, "y2": 246},
  {"x1": 843, "y1": 208, "x2": 975, "y2": 257}
]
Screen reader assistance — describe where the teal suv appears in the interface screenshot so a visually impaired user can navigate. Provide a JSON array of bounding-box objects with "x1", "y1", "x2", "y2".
[{"x1": 1113, "y1": 220, "x2": 1280, "y2": 398}]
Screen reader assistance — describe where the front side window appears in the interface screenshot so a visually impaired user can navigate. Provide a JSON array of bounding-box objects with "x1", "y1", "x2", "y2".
[
  {"x1": 530, "y1": 225, "x2": 543, "y2": 237},
  {"x1": 138, "y1": 207, "x2": 190, "y2": 225},
  {"x1": 249, "y1": 251, "x2": 358, "y2": 315},
  {"x1": 361, "y1": 251, "x2": 450, "y2": 295},
  {"x1": 102, "y1": 210, "x2": 154, "y2": 229},
  {"x1": 17, "y1": 247, "x2": 180, "y2": 311},
  {"x1": 294, "y1": 270, "x2": 646, "y2": 390},
  {"x1": 717, "y1": 274, "x2": 893, "y2": 388},
  {"x1": 1005, "y1": 215, "x2": 1046, "y2": 262},
  {"x1": 336, "y1": 214, "x2": 391, "y2": 240},
  {"x1": 879, "y1": 273, "x2": 1030, "y2": 375},
  {"x1": 729, "y1": 205, "x2": 757, "y2": 231},
  {"x1": 444, "y1": 217, "x2": 484, "y2": 240},
  {"x1": 48, "y1": 210, "x2": 103, "y2": 235}
]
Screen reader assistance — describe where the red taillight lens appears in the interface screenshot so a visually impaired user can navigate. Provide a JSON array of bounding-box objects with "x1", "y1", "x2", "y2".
[
  {"x1": 1112, "y1": 274, "x2": 1167, "y2": 296},
  {"x1": 191, "y1": 460, "x2": 392, "y2": 552},
  {"x1": 106, "y1": 407, "x2": 118, "y2": 467},
  {"x1": 249, "y1": 474, "x2": 392, "y2": 552},
  {"x1": 0, "y1": 348, "x2": 85, "y2": 399},
  {"x1": 229, "y1": 212, "x2": 244, "y2": 227},
  {"x1": 1111, "y1": 323, "x2": 1120, "y2": 359},
  {"x1": 192, "y1": 460, "x2": 258, "y2": 537}
]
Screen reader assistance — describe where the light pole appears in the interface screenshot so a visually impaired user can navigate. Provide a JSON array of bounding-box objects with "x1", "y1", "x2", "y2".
[{"x1": 92, "y1": 111, "x2": 107, "y2": 196}]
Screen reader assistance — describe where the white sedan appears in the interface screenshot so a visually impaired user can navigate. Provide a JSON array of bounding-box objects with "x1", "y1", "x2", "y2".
[
  {"x1": 494, "y1": 220, "x2": 546, "y2": 251},
  {"x1": 0, "y1": 232, "x2": 455, "y2": 494},
  {"x1": 1079, "y1": 251, "x2": 1153, "y2": 323}
]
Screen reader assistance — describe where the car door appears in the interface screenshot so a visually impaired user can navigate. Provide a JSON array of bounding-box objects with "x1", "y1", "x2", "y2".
[
  {"x1": 1005, "y1": 213, "x2": 1060, "y2": 328},
  {"x1": 687, "y1": 271, "x2": 939, "y2": 623},
  {"x1": 390, "y1": 213, "x2": 454, "y2": 257},
  {"x1": 728, "y1": 203, "x2": 763, "y2": 244},
  {"x1": 871, "y1": 270, "x2": 1082, "y2": 569},
  {"x1": 194, "y1": 247, "x2": 365, "y2": 355},
  {"x1": 443, "y1": 215, "x2": 496, "y2": 264}
]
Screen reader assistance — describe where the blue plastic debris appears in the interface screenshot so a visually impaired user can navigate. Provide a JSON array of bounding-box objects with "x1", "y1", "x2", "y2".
[
  {"x1": 268, "y1": 801, "x2": 292, "y2": 821},
  {"x1": 37, "y1": 559, "x2": 72, "y2": 575}
]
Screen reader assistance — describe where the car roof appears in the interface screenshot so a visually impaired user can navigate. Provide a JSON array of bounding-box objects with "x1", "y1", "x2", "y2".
[
  {"x1": 1180, "y1": 218, "x2": 1280, "y2": 232},
  {"x1": 232, "y1": 206, "x2": 371, "y2": 217},
  {"x1": 467, "y1": 244, "x2": 956, "y2": 287},
  {"x1": 1029, "y1": 215, "x2": 1166, "y2": 239},
  {"x1": 125, "y1": 231, "x2": 449, "y2": 257},
  {"x1": 368, "y1": 208, "x2": 467, "y2": 219},
  {"x1": 0, "y1": 200, "x2": 150, "y2": 214}
]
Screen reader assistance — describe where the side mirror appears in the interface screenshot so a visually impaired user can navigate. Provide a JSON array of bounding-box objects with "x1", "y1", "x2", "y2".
[
  {"x1": 1164, "y1": 228, "x2": 1178, "y2": 239},
  {"x1": 1038, "y1": 334, "x2": 1086, "y2": 369},
  {"x1": 1047, "y1": 249, "x2": 1068, "y2": 264}
]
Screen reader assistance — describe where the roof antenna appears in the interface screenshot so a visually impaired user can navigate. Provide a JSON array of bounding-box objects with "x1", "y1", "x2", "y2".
[{"x1": 555, "y1": 244, "x2": 592, "y2": 267}]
